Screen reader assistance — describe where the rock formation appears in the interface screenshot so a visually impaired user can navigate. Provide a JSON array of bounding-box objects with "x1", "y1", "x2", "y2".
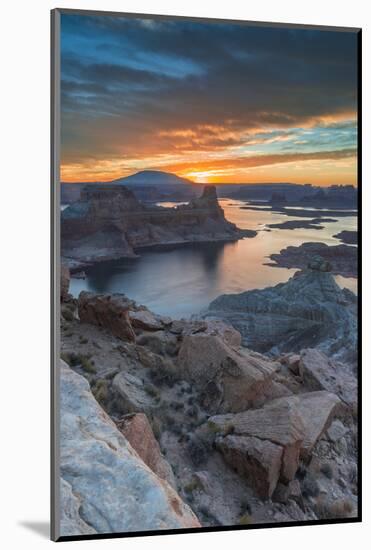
[
  {"x1": 206, "y1": 260, "x2": 357, "y2": 365},
  {"x1": 61, "y1": 184, "x2": 256, "y2": 267},
  {"x1": 116, "y1": 413, "x2": 176, "y2": 487},
  {"x1": 59, "y1": 360, "x2": 200, "y2": 536},
  {"x1": 59, "y1": 287, "x2": 358, "y2": 531},
  {"x1": 333, "y1": 230, "x2": 358, "y2": 245},
  {"x1": 266, "y1": 242, "x2": 357, "y2": 278},
  {"x1": 210, "y1": 391, "x2": 340, "y2": 497}
]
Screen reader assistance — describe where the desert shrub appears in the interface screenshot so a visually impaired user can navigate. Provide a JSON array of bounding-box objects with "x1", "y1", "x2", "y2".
[
  {"x1": 320, "y1": 462, "x2": 334, "y2": 479},
  {"x1": 238, "y1": 513, "x2": 253, "y2": 525},
  {"x1": 187, "y1": 436, "x2": 208, "y2": 467},
  {"x1": 184, "y1": 479, "x2": 199, "y2": 494},
  {"x1": 315, "y1": 498, "x2": 354, "y2": 520},
  {"x1": 61, "y1": 307, "x2": 74, "y2": 322},
  {"x1": 93, "y1": 379, "x2": 109, "y2": 403},
  {"x1": 173, "y1": 402, "x2": 183, "y2": 412},
  {"x1": 187, "y1": 405, "x2": 199, "y2": 419},
  {"x1": 295, "y1": 464, "x2": 307, "y2": 480},
  {"x1": 240, "y1": 500, "x2": 252, "y2": 514},
  {"x1": 144, "y1": 383, "x2": 160, "y2": 398},
  {"x1": 61, "y1": 352, "x2": 78, "y2": 366},
  {"x1": 302, "y1": 474, "x2": 320, "y2": 499},
  {"x1": 80, "y1": 356, "x2": 97, "y2": 374},
  {"x1": 79, "y1": 336, "x2": 89, "y2": 344},
  {"x1": 60, "y1": 352, "x2": 71, "y2": 364}
]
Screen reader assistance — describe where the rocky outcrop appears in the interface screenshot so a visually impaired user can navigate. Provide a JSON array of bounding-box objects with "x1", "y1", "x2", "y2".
[
  {"x1": 266, "y1": 242, "x2": 357, "y2": 278},
  {"x1": 112, "y1": 371, "x2": 155, "y2": 413},
  {"x1": 298, "y1": 348, "x2": 357, "y2": 408},
  {"x1": 61, "y1": 184, "x2": 256, "y2": 265},
  {"x1": 177, "y1": 325, "x2": 287, "y2": 413},
  {"x1": 117, "y1": 413, "x2": 176, "y2": 487},
  {"x1": 209, "y1": 391, "x2": 340, "y2": 497},
  {"x1": 59, "y1": 360, "x2": 200, "y2": 536},
  {"x1": 216, "y1": 435, "x2": 283, "y2": 499},
  {"x1": 206, "y1": 261, "x2": 357, "y2": 365},
  {"x1": 333, "y1": 230, "x2": 357, "y2": 245},
  {"x1": 268, "y1": 218, "x2": 336, "y2": 231},
  {"x1": 78, "y1": 292, "x2": 136, "y2": 342},
  {"x1": 60, "y1": 286, "x2": 358, "y2": 527}
]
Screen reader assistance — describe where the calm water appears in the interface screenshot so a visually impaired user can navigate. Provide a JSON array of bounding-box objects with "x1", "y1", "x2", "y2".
[{"x1": 69, "y1": 199, "x2": 357, "y2": 318}]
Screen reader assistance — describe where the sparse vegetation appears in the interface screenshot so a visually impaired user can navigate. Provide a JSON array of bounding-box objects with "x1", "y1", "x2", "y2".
[
  {"x1": 184, "y1": 478, "x2": 199, "y2": 494},
  {"x1": 187, "y1": 436, "x2": 208, "y2": 467},
  {"x1": 238, "y1": 513, "x2": 253, "y2": 525},
  {"x1": 320, "y1": 462, "x2": 334, "y2": 479},
  {"x1": 144, "y1": 383, "x2": 160, "y2": 398},
  {"x1": 93, "y1": 379, "x2": 109, "y2": 403},
  {"x1": 302, "y1": 474, "x2": 320, "y2": 498},
  {"x1": 80, "y1": 356, "x2": 97, "y2": 374},
  {"x1": 61, "y1": 307, "x2": 74, "y2": 322}
]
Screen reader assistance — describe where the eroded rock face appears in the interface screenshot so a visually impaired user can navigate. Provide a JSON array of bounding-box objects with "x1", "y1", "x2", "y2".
[
  {"x1": 117, "y1": 413, "x2": 176, "y2": 487},
  {"x1": 208, "y1": 391, "x2": 340, "y2": 495},
  {"x1": 216, "y1": 435, "x2": 283, "y2": 499},
  {"x1": 59, "y1": 361, "x2": 200, "y2": 536},
  {"x1": 206, "y1": 265, "x2": 357, "y2": 365},
  {"x1": 61, "y1": 185, "x2": 255, "y2": 265},
  {"x1": 298, "y1": 348, "x2": 357, "y2": 408},
  {"x1": 112, "y1": 371, "x2": 154, "y2": 414},
  {"x1": 177, "y1": 329, "x2": 283, "y2": 413},
  {"x1": 78, "y1": 291, "x2": 136, "y2": 342}
]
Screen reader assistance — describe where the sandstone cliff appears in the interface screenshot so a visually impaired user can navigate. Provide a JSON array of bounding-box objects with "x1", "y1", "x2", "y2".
[
  {"x1": 206, "y1": 259, "x2": 357, "y2": 365},
  {"x1": 61, "y1": 184, "x2": 256, "y2": 266}
]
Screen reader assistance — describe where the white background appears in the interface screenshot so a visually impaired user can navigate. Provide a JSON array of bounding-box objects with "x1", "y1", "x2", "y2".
[{"x1": 1, "y1": 0, "x2": 369, "y2": 547}]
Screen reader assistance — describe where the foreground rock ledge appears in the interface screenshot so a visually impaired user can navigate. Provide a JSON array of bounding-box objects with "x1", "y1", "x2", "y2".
[
  {"x1": 209, "y1": 391, "x2": 340, "y2": 498},
  {"x1": 60, "y1": 360, "x2": 200, "y2": 536}
]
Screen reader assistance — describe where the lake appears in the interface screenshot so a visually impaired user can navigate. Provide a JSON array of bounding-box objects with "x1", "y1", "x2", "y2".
[{"x1": 69, "y1": 199, "x2": 357, "y2": 318}]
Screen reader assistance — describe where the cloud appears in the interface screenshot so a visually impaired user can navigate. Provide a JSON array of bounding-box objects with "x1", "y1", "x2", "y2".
[{"x1": 60, "y1": 13, "x2": 358, "y2": 183}]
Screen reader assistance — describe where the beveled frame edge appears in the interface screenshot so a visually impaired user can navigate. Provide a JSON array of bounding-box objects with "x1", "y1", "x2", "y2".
[
  {"x1": 51, "y1": 8, "x2": 61, "y2": 543},
  {"x1": 50, "y1": 8, "x2": 362, "y2": 542}
]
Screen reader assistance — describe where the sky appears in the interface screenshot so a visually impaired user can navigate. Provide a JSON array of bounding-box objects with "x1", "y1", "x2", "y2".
[{"x1": 60, "y1": 13, "x2": 358, "y2": 185}]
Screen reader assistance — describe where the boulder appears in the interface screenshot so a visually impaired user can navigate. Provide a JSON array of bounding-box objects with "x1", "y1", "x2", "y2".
[
  {"x1": 216, "y1": 435, "x2": 283, "y2": 499},
  {"x1": 60, "y1": 361, "x2": 200, "y2": 536},
  {"x1": 299, "y1": 348, "x2": 357, "y2": 407},
  {"x1": 206, "y1": 266, "x2": 357, "y2": 366},
  {"x1": 129, "y1": 309, "x2": 164, "y2": 332},
  {"x1": 78, "y1": 291, "x2": 136, "y2": 342},
  {"x1": 60, "y1": 478, "x2": 96, "y2": 536},
  {"x1": 291, "y1": 391, "x2": 341, "y2": 458},
  {"x1": 117, "y1": 413, "x2": 176, "y2": 487},
  {"x1": 177, "y1": 330, "x2": 279, "y2": 413},
  {"x1": 209, "y1": 391, "x2": 341, "y2": 492},
  {"x1": 112, "y1": 371, "x2": 154, "y2": 414}
]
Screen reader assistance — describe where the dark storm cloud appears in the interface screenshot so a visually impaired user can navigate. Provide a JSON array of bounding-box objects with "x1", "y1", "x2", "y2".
[{"x1": 60, "y1": 12, "x2": 358, "y2": 176}]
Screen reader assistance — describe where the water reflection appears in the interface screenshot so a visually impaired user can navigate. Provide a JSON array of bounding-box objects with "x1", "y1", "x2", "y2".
[{"x1": 70, "y1": 199, "x2": 357, "y2": 318}]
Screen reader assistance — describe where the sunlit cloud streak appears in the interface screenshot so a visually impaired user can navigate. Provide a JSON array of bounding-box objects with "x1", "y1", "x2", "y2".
[{"x1": 60, "y1": 14, "x2": 358, "y2": 185}]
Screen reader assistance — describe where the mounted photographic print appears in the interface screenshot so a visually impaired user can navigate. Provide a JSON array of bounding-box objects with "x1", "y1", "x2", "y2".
[{"x1": 51, "y1": 8, "x2": 361, "y2": 541}]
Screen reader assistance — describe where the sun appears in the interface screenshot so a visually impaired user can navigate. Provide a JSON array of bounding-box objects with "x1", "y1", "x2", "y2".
[{"x1": 183, "y1": 171, "x2": 212, "y2": 184}]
